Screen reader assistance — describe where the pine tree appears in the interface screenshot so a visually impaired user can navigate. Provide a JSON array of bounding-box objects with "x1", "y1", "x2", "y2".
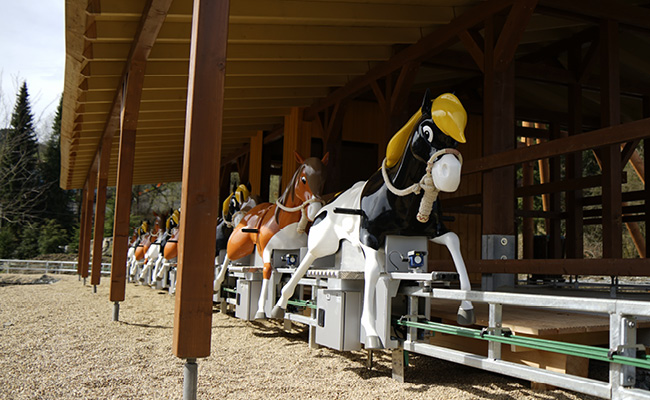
[
  {"x1": 0, "y1": 81, "x2": 44, "y2": 227},
  {"x1": 40, "y1": 96, "x2": 75, "y2": 234}
]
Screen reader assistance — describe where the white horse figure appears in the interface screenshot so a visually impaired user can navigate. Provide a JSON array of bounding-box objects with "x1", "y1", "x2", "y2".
[
  {"x1": 271, "y1": 91, "x2": 475, "y2": 349},
  {"x1": 137, "y1": 213, "x2": 165, "y2": 284},
  {"x1": 127, "y1": 220, "x2": 150, "y2": 281}
]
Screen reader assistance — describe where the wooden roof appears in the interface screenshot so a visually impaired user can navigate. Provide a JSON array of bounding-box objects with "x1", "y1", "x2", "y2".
[{"x1": 61, "y1": 0, "x2": 650, "y2": 190}]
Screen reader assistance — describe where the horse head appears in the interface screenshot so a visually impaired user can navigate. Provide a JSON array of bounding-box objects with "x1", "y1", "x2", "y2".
[
  {"x1": 166, "y1": 208, "x2": 180, "y2": 232},
  {"x1": 278, "y1": 152, "x2": 329, "y2": 222},
  {"x1": 151, "y1": 212, "x2": 165, "y2": 236},
  {"x1": 387, "y1": 90, "x2": 467, "y2": 194},
  {"x1": 222, "y1": 183, "x2": 251, "y2": 225}
]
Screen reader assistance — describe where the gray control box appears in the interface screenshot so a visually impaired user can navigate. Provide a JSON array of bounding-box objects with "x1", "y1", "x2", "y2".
[
  {"x1": 235, "y1": 279, "x2": 261, "y2": 320},
  {"x1": 315, "y1": 289, "x2": 362, "y2": 351}
]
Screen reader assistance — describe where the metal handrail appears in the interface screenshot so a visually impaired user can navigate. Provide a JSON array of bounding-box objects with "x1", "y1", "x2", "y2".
[{"x1": 0, "y1": 259, "x2": 111, "y2": 275}]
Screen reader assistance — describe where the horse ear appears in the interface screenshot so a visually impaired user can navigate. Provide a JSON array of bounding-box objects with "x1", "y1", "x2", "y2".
[
  {"x1": 321, "y1": 152, "x2": 330, "y2": 166},
  {"x1": 421, "y1": 88, "x2": 432, "y2": 117},
  {"x1": 294, "y1": 151, "x2": 305, "y2": 164}
]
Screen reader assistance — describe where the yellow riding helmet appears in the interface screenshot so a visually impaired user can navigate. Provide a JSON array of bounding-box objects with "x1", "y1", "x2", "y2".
[
  {"x1": 431, "y1": 93, "x2": 467, "y2": 143},
  {"x1": 235, "y1": 184, "x2": 250, "y2": 205},
  {"x1": 222, "y1": 193, "x2": 234, "y2": 217}
]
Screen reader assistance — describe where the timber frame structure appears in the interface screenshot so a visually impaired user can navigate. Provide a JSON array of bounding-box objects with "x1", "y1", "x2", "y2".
[{"x1": 62, "y1": 0, "x2": 650, "y2": 361}]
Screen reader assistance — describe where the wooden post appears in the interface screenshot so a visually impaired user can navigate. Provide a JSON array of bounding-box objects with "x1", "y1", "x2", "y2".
[
  {"x1": 644, "y1": 97, "x2": 650, "y2": 258},
  {"x1": 482, "y1": 16, "x2": 515, "y2": 237},
  {"x1": 91, "y1": 136, "x2": 111, "y2": 286},
  {"x1": 522, "y1": 137, "x2": 535, "y2": 259},
  {"x1": 109, "y1": 64, "x2": 146, "y2": 303},
  {"x1": 77, "y1": 179, "x2": 92, "y2": 276},
  {"x1": 249, "y1": 131, "x2": 263, "y2": 195},
  {"x1": 173, "y1": 0, "x2": 230, "y2": 359},
  {"x1": 565, "y1": 43, "x2": 584, "y2": 259},
  {"x1": 79, "y1": 171, "x2": 97, "y2": 279},
  {"x1": 600, "y1": 20, "x2": 622, "y2": 259},
  {"x1": 282, "y1": 107, "x2": 310, "y2": 191}
]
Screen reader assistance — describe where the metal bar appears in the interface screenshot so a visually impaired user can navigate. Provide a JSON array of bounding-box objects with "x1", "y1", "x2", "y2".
[
  {"x1": 404, "y1": 341, "x2": 612, "y2": 398},
  {"x1": 403, "y1": 287, "x2": 650, "y2": 317},
  {"x1": 287, "y1": 299, "x2": 317, "y2": 309},
  {"x1": 396, "y1": 319, "x2": 650, "y2": 369}
]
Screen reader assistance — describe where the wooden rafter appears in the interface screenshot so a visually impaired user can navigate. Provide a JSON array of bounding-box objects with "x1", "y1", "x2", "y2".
[{"x1": 304, "y1": 0, "x2": 515, "y2": 120}]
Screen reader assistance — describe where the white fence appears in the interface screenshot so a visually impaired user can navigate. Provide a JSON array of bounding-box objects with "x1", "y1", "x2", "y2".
[{"x1": 0, "y1": 259, "x2": 111, "y2": 275}]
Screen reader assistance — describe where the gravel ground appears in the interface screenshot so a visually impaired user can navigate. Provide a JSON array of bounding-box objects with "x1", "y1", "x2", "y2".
[{"x1": 0, "y1": 273, "x2": 601, "y2": 400}]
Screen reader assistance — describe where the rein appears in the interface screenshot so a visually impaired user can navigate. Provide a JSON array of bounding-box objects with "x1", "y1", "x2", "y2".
[
  {"x1": 275, "y1": 197, "x2": 324, "y2": 234},
  {"x1": 381, "y1": 148, "x2": 462, "y2": 223}
]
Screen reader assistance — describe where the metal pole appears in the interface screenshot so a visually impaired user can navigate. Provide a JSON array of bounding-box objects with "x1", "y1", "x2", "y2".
[
  {"x1": 93, "y1": 285, "x2": 97, "y2": 294},
  {"x1": 83, "y1": 277, "x2": 87, "y2": 286},
  {"x1": 112, "y1": 302, "x2": 120, "y2": 322},
  {"x1": 183, "y1": 358, "x2": 198, "y2": 400}
]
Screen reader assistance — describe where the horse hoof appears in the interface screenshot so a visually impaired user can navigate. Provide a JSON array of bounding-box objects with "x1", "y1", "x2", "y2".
[
  {"x1": 270, "y1": 306, "x2": 285, "y2": 319},
  {"x1": 365, "y1": 336, "x2": 383, "y2": 350},
  {"x1": 457, "y1": 308, "x2": 476, "y2": 325},
  {"x1": 254, "y1": 311, "x2": 266, "y2": 320}
]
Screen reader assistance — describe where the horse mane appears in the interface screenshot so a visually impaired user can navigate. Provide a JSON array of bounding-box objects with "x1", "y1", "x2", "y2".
[
  {"x1": 274, "y1": 163, "x2": 303, "y2": 222},
  {"x1": 385, "y1": 108, "x2": 423, "y2": 168}
]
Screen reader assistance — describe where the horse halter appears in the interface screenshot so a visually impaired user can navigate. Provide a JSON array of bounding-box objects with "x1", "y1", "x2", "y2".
[
  {"x1": 275, "y1": 197, "x2": 324, "y2": 234},
  {"x1": 381, "y1": 147, "x2": 463, "y2": 223}
]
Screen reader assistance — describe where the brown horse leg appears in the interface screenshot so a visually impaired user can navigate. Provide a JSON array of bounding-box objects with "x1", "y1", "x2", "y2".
[{"x1": 255, "y1": 262, "x2": 273, "y2": 319}]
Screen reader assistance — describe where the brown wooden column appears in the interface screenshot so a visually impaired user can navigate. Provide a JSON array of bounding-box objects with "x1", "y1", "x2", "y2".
[
  {"x1": 643, "y1": 96, "x2": 650, "y2": 258},
  {"x1": 282, "y1": 107, "x2": 310, "y2": 191},
  {"x1": 600, "y1": 19, "x2": 622, "y2": 259},
  {"x1": 320, "y1": 102, "x2": 347, "y2": 194},
  {"x1": 565, "y1": 42, "x2": 584, "y2": 258},
  {"x1": 249, "y1": 131, "x2": 263, "y2": 195},
  {"x1": 90, "y1": 136, "x2": 112, "y2": 286},
  {"x1": 109, "y1": 65, "x2": 146, "y2": 303},
  {"x1": 481, "y1": 16, "x2": 516, "y2": 238},
  {"x1": 77, "y1": 177, "x2": 94, "y2": 277},
  {"x1": 173, "y1": 0, "x2": 230, "y2": 359}
]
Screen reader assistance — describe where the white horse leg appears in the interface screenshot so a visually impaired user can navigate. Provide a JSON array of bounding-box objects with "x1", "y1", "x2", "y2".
[
  {"x1": 213, "y1": 256, "x2": 230, "y2": 295},
  {"x1": 255, "y1": 269, "x2": 271, "y2": 320},
  {"x1": 271, "y1": 252, "x2": 318, "y2": 318},
  {"x1": 139, "y1": 260, "x2": 150, "y2": 283},
  {"x1": 360, "y1": 244, "x2": 383, "y2": 349},
  {"x1": 153, "y1": 255, "x2": 163, "y2": 280},
  {"x1": 431, "y1": 232, "x2": 475, "y2": 325}
]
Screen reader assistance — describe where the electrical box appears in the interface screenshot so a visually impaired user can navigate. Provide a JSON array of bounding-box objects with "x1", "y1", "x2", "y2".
[
  {"x1": 384, "y1": 236, "x2": 428, "y2": 273},
  {"x1": 235, "y1": 279, "x2": 262, "y2": 320},
  {"x1": 315, "y1": 289, "x2": 361, "y2": 351}
]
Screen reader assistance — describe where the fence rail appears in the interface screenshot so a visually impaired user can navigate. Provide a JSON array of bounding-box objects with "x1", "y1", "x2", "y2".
[{"x1": 0, "y1": 259, "x2": 111, "y2": 275}]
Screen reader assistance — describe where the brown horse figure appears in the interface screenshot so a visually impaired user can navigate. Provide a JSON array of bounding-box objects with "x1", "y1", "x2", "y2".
[{"x1": 214, "y1": 152, "x2": 328, "y2": 319}]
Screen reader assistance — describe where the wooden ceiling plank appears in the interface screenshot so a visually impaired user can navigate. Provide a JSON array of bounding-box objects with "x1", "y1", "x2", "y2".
[{"x1": 79, "y1": 0, "x2": 174, "y2": 189}]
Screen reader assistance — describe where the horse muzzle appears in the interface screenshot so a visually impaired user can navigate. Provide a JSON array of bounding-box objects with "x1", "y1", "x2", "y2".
[
  {"x1": 431, "y1": 153, "x2": 462, "y2": 192},
  {"x1": 306, "y1": 199, "x2": 324, "y2": 221}
]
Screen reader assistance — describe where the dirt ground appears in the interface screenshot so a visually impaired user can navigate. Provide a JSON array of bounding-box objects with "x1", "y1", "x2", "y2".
[{"x1": 0, "y1": 273, "x2": 602, "y2": 399}]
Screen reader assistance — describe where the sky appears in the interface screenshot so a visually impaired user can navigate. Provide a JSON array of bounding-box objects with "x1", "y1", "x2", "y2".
[{"x1": 0, "y1": 0, "x2": 65, "y2": 140}]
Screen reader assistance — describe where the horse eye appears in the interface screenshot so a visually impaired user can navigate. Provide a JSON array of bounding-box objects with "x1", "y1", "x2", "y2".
[
  {"x1": 422, "y1": 124, "x2": 434, "y2": 142},
  {"x1": 301, "y1": 176, "x2": 307, "y2": 184}
]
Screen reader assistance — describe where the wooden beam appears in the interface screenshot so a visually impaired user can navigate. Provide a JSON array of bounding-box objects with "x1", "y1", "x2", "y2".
[
  {"x1": 109, "y1": 64, "x2": 146, "y2": 303},
  {"x1": 600, "y1": 19, "x2": 622, "y2": 259},
  {"x1": 463, "y1": 118, "x2": 650, "y2": 175},
  {"x1": 77, "y1": 177, "x2": 94, "y2": 277},
  {"x1": 90, "y1": 135, "x2": 112, "y2": 286},
  {"x1": 304, "y1": 0, "x2": 515, "y2": 120},
  {"x1": 249, "y1": 131, "x2": 263, "y2": 195},
  {"x1": 493, "y1": 0, "x2": 538, "y2": 72},
  {"x1": 173, "y1": 0, "x2": 230, "y2": 359},
  {"x1": 482, "y1": 16, "x2": 516, "y2": 236}
]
